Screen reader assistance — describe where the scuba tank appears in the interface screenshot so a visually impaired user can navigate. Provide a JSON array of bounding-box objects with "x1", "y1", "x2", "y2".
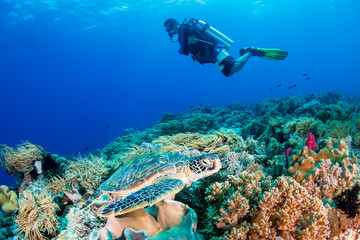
[{"x1": 190, "y1": 18, "x2": 234, "y2": 50}]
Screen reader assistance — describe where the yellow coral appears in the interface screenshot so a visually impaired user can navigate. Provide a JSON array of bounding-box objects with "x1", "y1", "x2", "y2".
[{"x1": 0, "y1": 185, "x2": 18, "y2": 214}]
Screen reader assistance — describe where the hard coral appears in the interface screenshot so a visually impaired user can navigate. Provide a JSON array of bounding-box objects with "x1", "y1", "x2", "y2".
[
  {"x1": 203, "y1": 170, "x2": 272, "y2": 238},
  {"x1": 251, "y1": 176, "x2": 330, "y2": 240},
  {"x1": 157, "y1": 112, "x2": 220, "y2": 135},
  {"x1": 0, "y1": 185, "x2": 18, "y2": 214}
]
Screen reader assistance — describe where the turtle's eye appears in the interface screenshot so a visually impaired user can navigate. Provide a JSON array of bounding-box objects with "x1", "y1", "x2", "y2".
[
  {"x1": 200, "y1": 155, "x2": 217, "y2": 170},
  {"x1": 201, "y1": 158, "x2": 212, "y2": 166}
]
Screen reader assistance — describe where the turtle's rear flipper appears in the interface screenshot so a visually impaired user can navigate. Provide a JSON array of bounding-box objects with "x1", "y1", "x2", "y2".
[{"x1": 101, "y1": 179, "x2": 185, "y2": 217}]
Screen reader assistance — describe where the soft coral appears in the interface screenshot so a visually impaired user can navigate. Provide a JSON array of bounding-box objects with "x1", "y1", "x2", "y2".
[{"x1": 306, "y1": 132, "x2": 318, "y2": 151}]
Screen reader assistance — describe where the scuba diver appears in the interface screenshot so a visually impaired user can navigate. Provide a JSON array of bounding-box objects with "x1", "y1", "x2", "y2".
[{"x1": 164, "y1": 18, "x2": 288, "y2": 77}]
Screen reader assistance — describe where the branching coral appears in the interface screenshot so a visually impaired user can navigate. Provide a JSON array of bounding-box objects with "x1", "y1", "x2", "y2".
[
  {"x1": 203, "y1": 170, "x2": 272, "y2": 238},
  {"x1": 251, "y1": 176, "x2": 330, "y2": 240},
  {"x1": 0, "y1": 141, "x2": 43, "y2": 175},
  {"x1": 203, "y1": 173, "x2": 334, "y2": 239},
  {"x1": 157, "y1": 112, "x2": 220, "y2": 135},
  {"x1": 314, "y1": 159, "x2": 346, "y2": 199},
  {"x1": 14, "y1": 189, "x2": 59, "y2": 240},
  {"x1": 318, "y1": 120, "x2": 355, "y2": 140}
]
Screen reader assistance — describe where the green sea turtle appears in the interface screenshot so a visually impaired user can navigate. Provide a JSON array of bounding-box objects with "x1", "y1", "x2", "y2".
[{"x1": 98, "y1": 151, "x2": 221, "y2": 217}]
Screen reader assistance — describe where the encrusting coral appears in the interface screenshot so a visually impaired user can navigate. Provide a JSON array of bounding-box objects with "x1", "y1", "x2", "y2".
[{"x1": 0, "y1": 185, "x2": 18, "y2": 214}]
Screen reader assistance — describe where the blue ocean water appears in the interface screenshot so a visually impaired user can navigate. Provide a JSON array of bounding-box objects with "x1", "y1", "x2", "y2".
[{"x1": 0, "y1": 0, "x2": 359, "y2": 186}]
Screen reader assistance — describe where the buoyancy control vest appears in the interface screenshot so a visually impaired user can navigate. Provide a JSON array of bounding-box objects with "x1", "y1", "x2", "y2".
[{"x1": 178, "y1": 18, "x2": 234, "y2": 64}]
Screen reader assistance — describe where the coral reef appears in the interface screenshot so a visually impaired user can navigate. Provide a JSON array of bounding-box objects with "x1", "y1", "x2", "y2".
[{"x1": 1, "y1": 92, "x2": 360, "y2": 240}]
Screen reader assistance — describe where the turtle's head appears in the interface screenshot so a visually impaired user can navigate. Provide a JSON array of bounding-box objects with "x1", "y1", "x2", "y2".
[{"x1": 186, "y1": 153, "x2": 221, "y2": 183}]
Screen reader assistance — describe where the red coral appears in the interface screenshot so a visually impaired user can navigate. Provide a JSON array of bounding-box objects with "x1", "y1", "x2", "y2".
[
  {"x1": 306, "y1": 132, "x2": 318, "y2": 151},
  {"x1": 282, "y1": 147, "x2": 292, "y2": 156}
]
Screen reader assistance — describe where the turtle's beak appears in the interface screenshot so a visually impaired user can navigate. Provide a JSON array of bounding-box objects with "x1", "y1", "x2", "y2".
[
  {"x1": 209, "y1": 157, "x2": 222, "y2": 173},
  {"x1": 203, "y1": 155, "x2": 221, "y2": 174}
]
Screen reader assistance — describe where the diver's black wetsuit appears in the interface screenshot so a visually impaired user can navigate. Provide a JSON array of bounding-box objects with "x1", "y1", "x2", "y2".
[
  {"x1": 178, "y1": 23, "x2": 217, "y2": 64},
  {"x1": 177, "y1": 21, "x2": 236, "y2": 77}
]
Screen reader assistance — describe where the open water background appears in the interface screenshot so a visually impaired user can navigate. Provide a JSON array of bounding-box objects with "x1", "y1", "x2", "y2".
[{"x1": 1, "y1": 0, "x2": 359, "y2": 186}]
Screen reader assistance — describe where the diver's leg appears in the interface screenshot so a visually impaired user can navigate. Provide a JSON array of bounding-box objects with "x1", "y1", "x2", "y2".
[{"x1": 228, "y1": 52, "x2": 252, "y2": 76}]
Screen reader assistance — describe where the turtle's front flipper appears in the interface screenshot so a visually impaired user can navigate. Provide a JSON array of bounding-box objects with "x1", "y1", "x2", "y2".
[{"x1": 101, "y1": 179, "x2": 185, "y2": 217}]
